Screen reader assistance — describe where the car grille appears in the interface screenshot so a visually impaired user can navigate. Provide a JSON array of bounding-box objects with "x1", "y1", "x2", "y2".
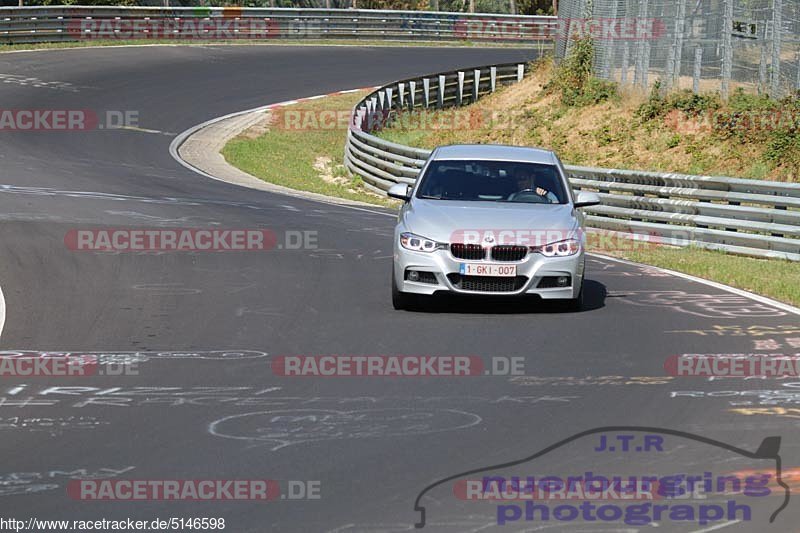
[
  {"x1": 450, "y1": 243, "x2": 486, "y2": 260},
  {"x1": 447, "y1": 274, "x2": 528, "y2": 293},
  {"x1": 490, "y1": 245, "x2": 528, "y2": 262}
]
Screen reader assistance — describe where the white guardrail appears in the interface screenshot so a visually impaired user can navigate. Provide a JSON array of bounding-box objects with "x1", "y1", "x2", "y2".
[
  {"x1": 0, "y1": 7, "x2": 556, "y2": 44},
  {"x1": 343, "y1": 62, "x2": 800, "y2": 261}
]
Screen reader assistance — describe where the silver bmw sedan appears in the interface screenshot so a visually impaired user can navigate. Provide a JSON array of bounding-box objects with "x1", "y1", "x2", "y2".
[{"x1": 388, "y1": 144, "x2": 600, "y2": 310}]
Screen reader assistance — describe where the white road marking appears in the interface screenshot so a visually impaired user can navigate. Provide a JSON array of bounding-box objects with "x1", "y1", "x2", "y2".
[
  {"x1": 690, "y1": 520, "x2": 741, "y2": 533},
  {"x1": 0, "y1": 285, "x2": 5, "y2": 342},
  {"x1": 590, "y1": 252, "x2": 800, "y2": 316},
  {"x1": 0, "y1": 73, "x2": 81, "y2": 92},
  {"x1": 114, "y1": 125, "x2": 174, "y2": 135}
]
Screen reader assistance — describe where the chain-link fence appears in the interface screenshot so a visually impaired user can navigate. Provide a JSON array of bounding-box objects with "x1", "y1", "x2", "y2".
[{"x1": 556, "y1": 0, "x2": 800, "y2": 98}]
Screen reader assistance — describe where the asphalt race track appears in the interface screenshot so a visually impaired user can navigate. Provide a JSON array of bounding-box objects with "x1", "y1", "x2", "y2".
[{"x1": 0, "y1": 45, "x2": 799, "y2": 532}]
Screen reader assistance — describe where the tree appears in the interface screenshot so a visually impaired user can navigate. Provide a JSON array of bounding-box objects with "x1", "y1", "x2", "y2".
[{"x1": 514, "y1": 0, "x2": 554, "y2": 15}]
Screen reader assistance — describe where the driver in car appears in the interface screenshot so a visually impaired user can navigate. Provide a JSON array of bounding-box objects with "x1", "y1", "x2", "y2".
[{"x1": 511, "y1": 168, "x2": 558, "y2": 203}]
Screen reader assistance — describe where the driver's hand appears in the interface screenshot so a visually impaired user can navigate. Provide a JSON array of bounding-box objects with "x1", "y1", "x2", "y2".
[{"x1": 535, "y1": 187, "x2": 549, "y2": 196}]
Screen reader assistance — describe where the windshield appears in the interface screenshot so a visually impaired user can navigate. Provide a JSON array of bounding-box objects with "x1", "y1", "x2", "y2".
[{"x1": 416, "y1": 160, "x2": 568, "y2": 204}]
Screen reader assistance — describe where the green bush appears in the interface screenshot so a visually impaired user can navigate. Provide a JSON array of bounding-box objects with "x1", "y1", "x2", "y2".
[
  {"x1": 764, "y1": 129, "x2": 800, "y2": 171},
  {"x1": 635, "y1": 81, "x2": 666, "y2": 121},
  {"x1": 713, "y1": 88, "x2": 778, "y2": 141},
  {"x1": 548, "y1": 37, "x2": 618, "y2": 107},
  {"x1": 574, "y1": 77, "x2": 619, "y2": 106},
  {"x1": 549, "y1": 38, "x2": 593, "y2": 105},
  {"x1": 713, "y1": 91, "x2": 799, "y2": 143},
  {"x1": 636, "y1": 82, "x2": 720, "y2": 121},
  {"x1": 728, "y1": 88, "x2": 778, "y2": 113},
  {"x1": 665, "y1": 90, "x2": 721, "y2": 117},
  {"x1": 665, "y1": 133, "x2": 682, "y2": 149}
]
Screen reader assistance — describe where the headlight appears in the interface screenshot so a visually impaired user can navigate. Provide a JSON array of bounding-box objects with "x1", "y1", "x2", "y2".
[
  {"x1": 400, "y1": 232, "x2": 442, "y2": 252},
  {"x1": 532, "y1": 238, "x2": 580, "y2": 257}
]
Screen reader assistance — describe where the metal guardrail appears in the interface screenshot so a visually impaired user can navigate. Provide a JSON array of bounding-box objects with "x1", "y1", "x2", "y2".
[
  {"x1": 343, "y1": 63, "x2": 800, "y2": 261},
  {"x1": 0, "y1": 7, "x2": 556, "y2": 44}
]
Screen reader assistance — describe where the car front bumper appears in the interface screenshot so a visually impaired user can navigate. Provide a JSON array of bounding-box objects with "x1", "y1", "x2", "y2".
[{"x1": 393, "y1": 245, "x2": 585, "y2": 299}]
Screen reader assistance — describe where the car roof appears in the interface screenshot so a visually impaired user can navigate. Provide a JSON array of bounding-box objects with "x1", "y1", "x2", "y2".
[{"x1": 431, "y1": 144, "x2": 557, "y2": 165}]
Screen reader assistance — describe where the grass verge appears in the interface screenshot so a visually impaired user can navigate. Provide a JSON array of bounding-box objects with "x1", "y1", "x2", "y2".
[
  {"x1": 221, "y1": 90, "x2": 396, "y2": 207},
  {"x1": 598, "y1": 246, "x2": 800, "y2": 307}
]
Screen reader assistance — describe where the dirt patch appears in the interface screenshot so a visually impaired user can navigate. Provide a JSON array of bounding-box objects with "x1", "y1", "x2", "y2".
[
  {"x1": 313, "y1": 156, "x2": 385, "y2": 199},
  {"x1": 314, "y1": 156, "x2": 349, "y2": 186},
  {"x1": 239, "y1": 112, "x2": 274, "y2": 140}
]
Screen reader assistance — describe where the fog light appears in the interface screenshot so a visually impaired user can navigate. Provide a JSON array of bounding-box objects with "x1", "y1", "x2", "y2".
[
  {"x1": 408, "y1": 270, "x2": 420, "y2": 282},
  {"x1": 557, "y1": 276, "x2": 569, "y2": 287}
]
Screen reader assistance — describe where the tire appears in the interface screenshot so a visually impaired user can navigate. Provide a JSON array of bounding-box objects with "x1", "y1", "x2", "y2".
[{"x1": 392, "y1": 269, "x2": 413, "y2": 310}]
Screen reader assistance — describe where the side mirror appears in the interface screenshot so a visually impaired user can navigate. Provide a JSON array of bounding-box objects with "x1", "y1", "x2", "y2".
[
  {"x1": 387, "y1": 183, "x2": 411, "y2": 202},
  {"x1": 574, "y1": 191, "x2": 600, "y2": 208}
]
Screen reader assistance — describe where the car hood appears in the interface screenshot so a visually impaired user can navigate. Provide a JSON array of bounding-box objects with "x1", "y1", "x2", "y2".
[{"x1": 403, "y1": 200, "x2": 581, "y2": 244}]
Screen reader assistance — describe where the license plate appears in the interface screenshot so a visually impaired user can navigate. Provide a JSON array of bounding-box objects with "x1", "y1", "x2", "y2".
[{"x1": 460, "y1": 263, "x2": 517, "y2": 277}]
